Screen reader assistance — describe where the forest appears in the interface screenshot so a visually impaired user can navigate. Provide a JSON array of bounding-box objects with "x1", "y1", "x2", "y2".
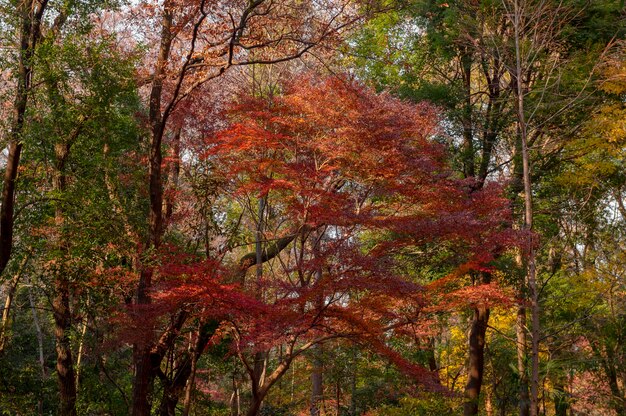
[{"x1": 0, "y1": 0, "x2": 625, "y2": 415}]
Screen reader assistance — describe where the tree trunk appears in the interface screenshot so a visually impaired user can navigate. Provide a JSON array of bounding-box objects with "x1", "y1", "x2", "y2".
[
  {"x1": 0, "y1": 0, "x2": 46, "y2": 292},
  {"x1": 246, "y1": 394, "x2": 264, "y2": 416},
  {"x1": 132, "y1": 310, "x2": 188, "y2": 416},
  {"x1": 164, "y1": 126, "x2": 181, "y2": 224},
  {"x1": 599, "y1": 344, "x2": 626, "y2": 416},
  {"x1": 350, "y1": 349, "x2": 357, "y2": 416},
  {"x1": 159, "y1": 381, "x2": 180, "y2": 416},
  {"x1": 460, "y1": 47, "x2": 475, "y2": 179},
  {"x1": 335, "y1": 376, "x2": 341, "y2": 416},
  {"x1": 1, "y1": 0, "x2": 52, "y2": 278},
  {"x1": 517, "y1": 305, "x2": 530, "y2": 416},
  {"x1": 0, "y1": 254, "x2": 30, "y2": 354},
  {"x1": 248, "y1": 195, "x2": 269, "y2": 415},
  {"x1": 131, "y1": 7, "x2": 173, "y2": 415},
  {"x1": 230, "y1": 375, "x2": 241, "y2": 416},
  {"x1": 310, "y1": 344, "x2": 323, "y2": 416},
  {"x1": 132, "y1": 345, "x2": 156, "y2": 416},
  {"x1": 309, "y1": 231, "x2": 326, "y2": 416},
  {"x1": 464, "y1": 305, "x2": 490, "y2": 416},
  {"x1": 457, "y1": 45, "x2": 497, "y2": 413},
  {"x1": 485, "y1": 387, "x2": 494, "y2": 416},
  {"x1": 0, "y1": 140, "x2": 22, "y2": 278},
  {"x1": 244, "y1": 349, "x2": 295, "y2": 416},
  {"x1": 28, "y1": 277, "x2": 46, "y2": 415},
  {"x1": 552, "y1": 375, "x2": 568, "y2": 416},
  {"x1": 28, "y1": 278, "x2": 46, "y2": 378},
  {"x1": 159, "y1": 321, "x2": 214, "y2": 416},
  {"x1": 74, "y1": 311, "x2": 88, "y2": 391},
  {"x1": 53, "y1": 274, "x2": 77, "y2": 416},
  {"x1": 427, "y1": 337, "x2": 440, "y2": 384},
  {"x1": 51, "y1": 142, "x2": 78, "y2": 416},
  {"x1": 182, "y1": 346, "x2": 198, "y2": 416},
  {"x1": 512, "y1": 0, "x2": 540, "y2": 412}
]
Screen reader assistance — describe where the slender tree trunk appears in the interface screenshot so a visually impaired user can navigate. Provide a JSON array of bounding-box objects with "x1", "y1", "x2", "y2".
[
  {"x1": 427, "y1": 337, "x2": 441, "y2": 385},
  {"x1": 0, "y1": 28, "x2": 26, "y2": 278},
  {"x1": 460, "y1": 48, "x2": 475, "y2": 179},
  {"x1": 181, "y1": 346, "x2": 198, "y2": 416},
  {"x1": 592, "y1": 341, "x2": 626, "y2": 416},
  {"x1": 0, "y1": 254, "x2": 30, "y2": 354},
  {"x1": 230, "y1": 375, "x2": 241, "y2": 416},
  {"x1": 1, "y1": 0, "x2": 55, "y2": 279},
  {"x1": 28, "y1": 277, "x2": 46, "y2": 415},
  {"x1": 250, "y1": 195, "x2": 268, "y2": 414},
  {"x1": 310, "y1": 249, "x2": 324, "y2": 416},
  {"x1": 158, "y1": 380, "x2": 179, "y2": 416},
  {"x1": 512, "y1": 0, "x2": 540, "y2": 413},
  {"x1": 244, "y1": 348, "x2": 294, "y2": 416},
  {"x1": 517, "y1": 305, "x2": 530, "y2": 416},
  {"x1": 0, "y1": 277, "x2": 19, "y2": 352},
  {"x1": 464, "y1": 305, "x2": 490, "y2": 416},
  {"x1": 486, "y1": 387, "x2": 494, "y2": 416},
  {"x1": 335, "y1": 376, "x2": 341, "y2": 416},
  {"x1": 515, "y1": 247, "x2": 530, "y2": 416},
  {"x1": 350, "y1": 349, "x2": 357, "y2": 416},
  {"x1": 28, "y1": 278, "x2": 46, "y2": 378},
  {"x1": 241, "y1": 195, "x2": 271, "y2": 416},
  {"x1": 255, "y1": 196, "x2": 266, "y2": 287},
  {"x1": 75, "y1": 310, "x2": 89, "y2": 391},
  {"x1": 509, "y1": 107, "x2": 530, "y2": 416},
  {"x1": 291, "y1": 361, "x2": 296, "y2": 404},
  {"x1": 132, "y1": 345, "x2": 156, "y2": 416},
  {"x1": 0, "y1": 138, "x2": 22, "y2": 278},
  {"x1": 164, "y1": 126, "x2": 181, "y2": 224},
  {"x1": 245, "y1": 362, "x2": 296, "y2": 416}
]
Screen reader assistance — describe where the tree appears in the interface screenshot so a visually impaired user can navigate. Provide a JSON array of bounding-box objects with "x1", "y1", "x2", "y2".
[
  {"x1": 191, "y1": 75, "x2": 514, "y2": 414},
  {"x1": 127, "y1": 1, "x2": 385, "y2": 413}
]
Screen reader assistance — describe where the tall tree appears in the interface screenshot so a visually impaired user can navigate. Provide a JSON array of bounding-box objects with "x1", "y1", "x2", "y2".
[
  {"x1": 34, "y1": 33, "x2": 140, "y2": 414},
  {"x1": 128, "y1": 2, "x2": 382, "y2": 414},
  {"x1": 0, "y1": 0, "x2": 49, "y2": 283},
  {"x1": 195, "y1": 75, "x2": 514, "y2": 414}
]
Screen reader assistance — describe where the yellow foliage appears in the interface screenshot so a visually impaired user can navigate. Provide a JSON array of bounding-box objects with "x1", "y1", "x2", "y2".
[
  {"x1": 600, "y1": 57, "x2": 626, "y2": 95},
  {"x1": 438, "y1": 320, "x2": 468, "y2": 392}
]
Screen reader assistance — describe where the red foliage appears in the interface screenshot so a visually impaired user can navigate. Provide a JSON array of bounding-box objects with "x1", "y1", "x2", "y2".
[
  {"x1": 119, "y1": 74, "x2": 519, "y2": 389},
  {"x1": 197, "y1": 75, "x2": 519, "y2": 388}
]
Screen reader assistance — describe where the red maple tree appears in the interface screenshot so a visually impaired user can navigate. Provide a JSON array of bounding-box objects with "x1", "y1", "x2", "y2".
[{"x1": 133, "y1": 75, "x2": 516, "y2": 414}]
